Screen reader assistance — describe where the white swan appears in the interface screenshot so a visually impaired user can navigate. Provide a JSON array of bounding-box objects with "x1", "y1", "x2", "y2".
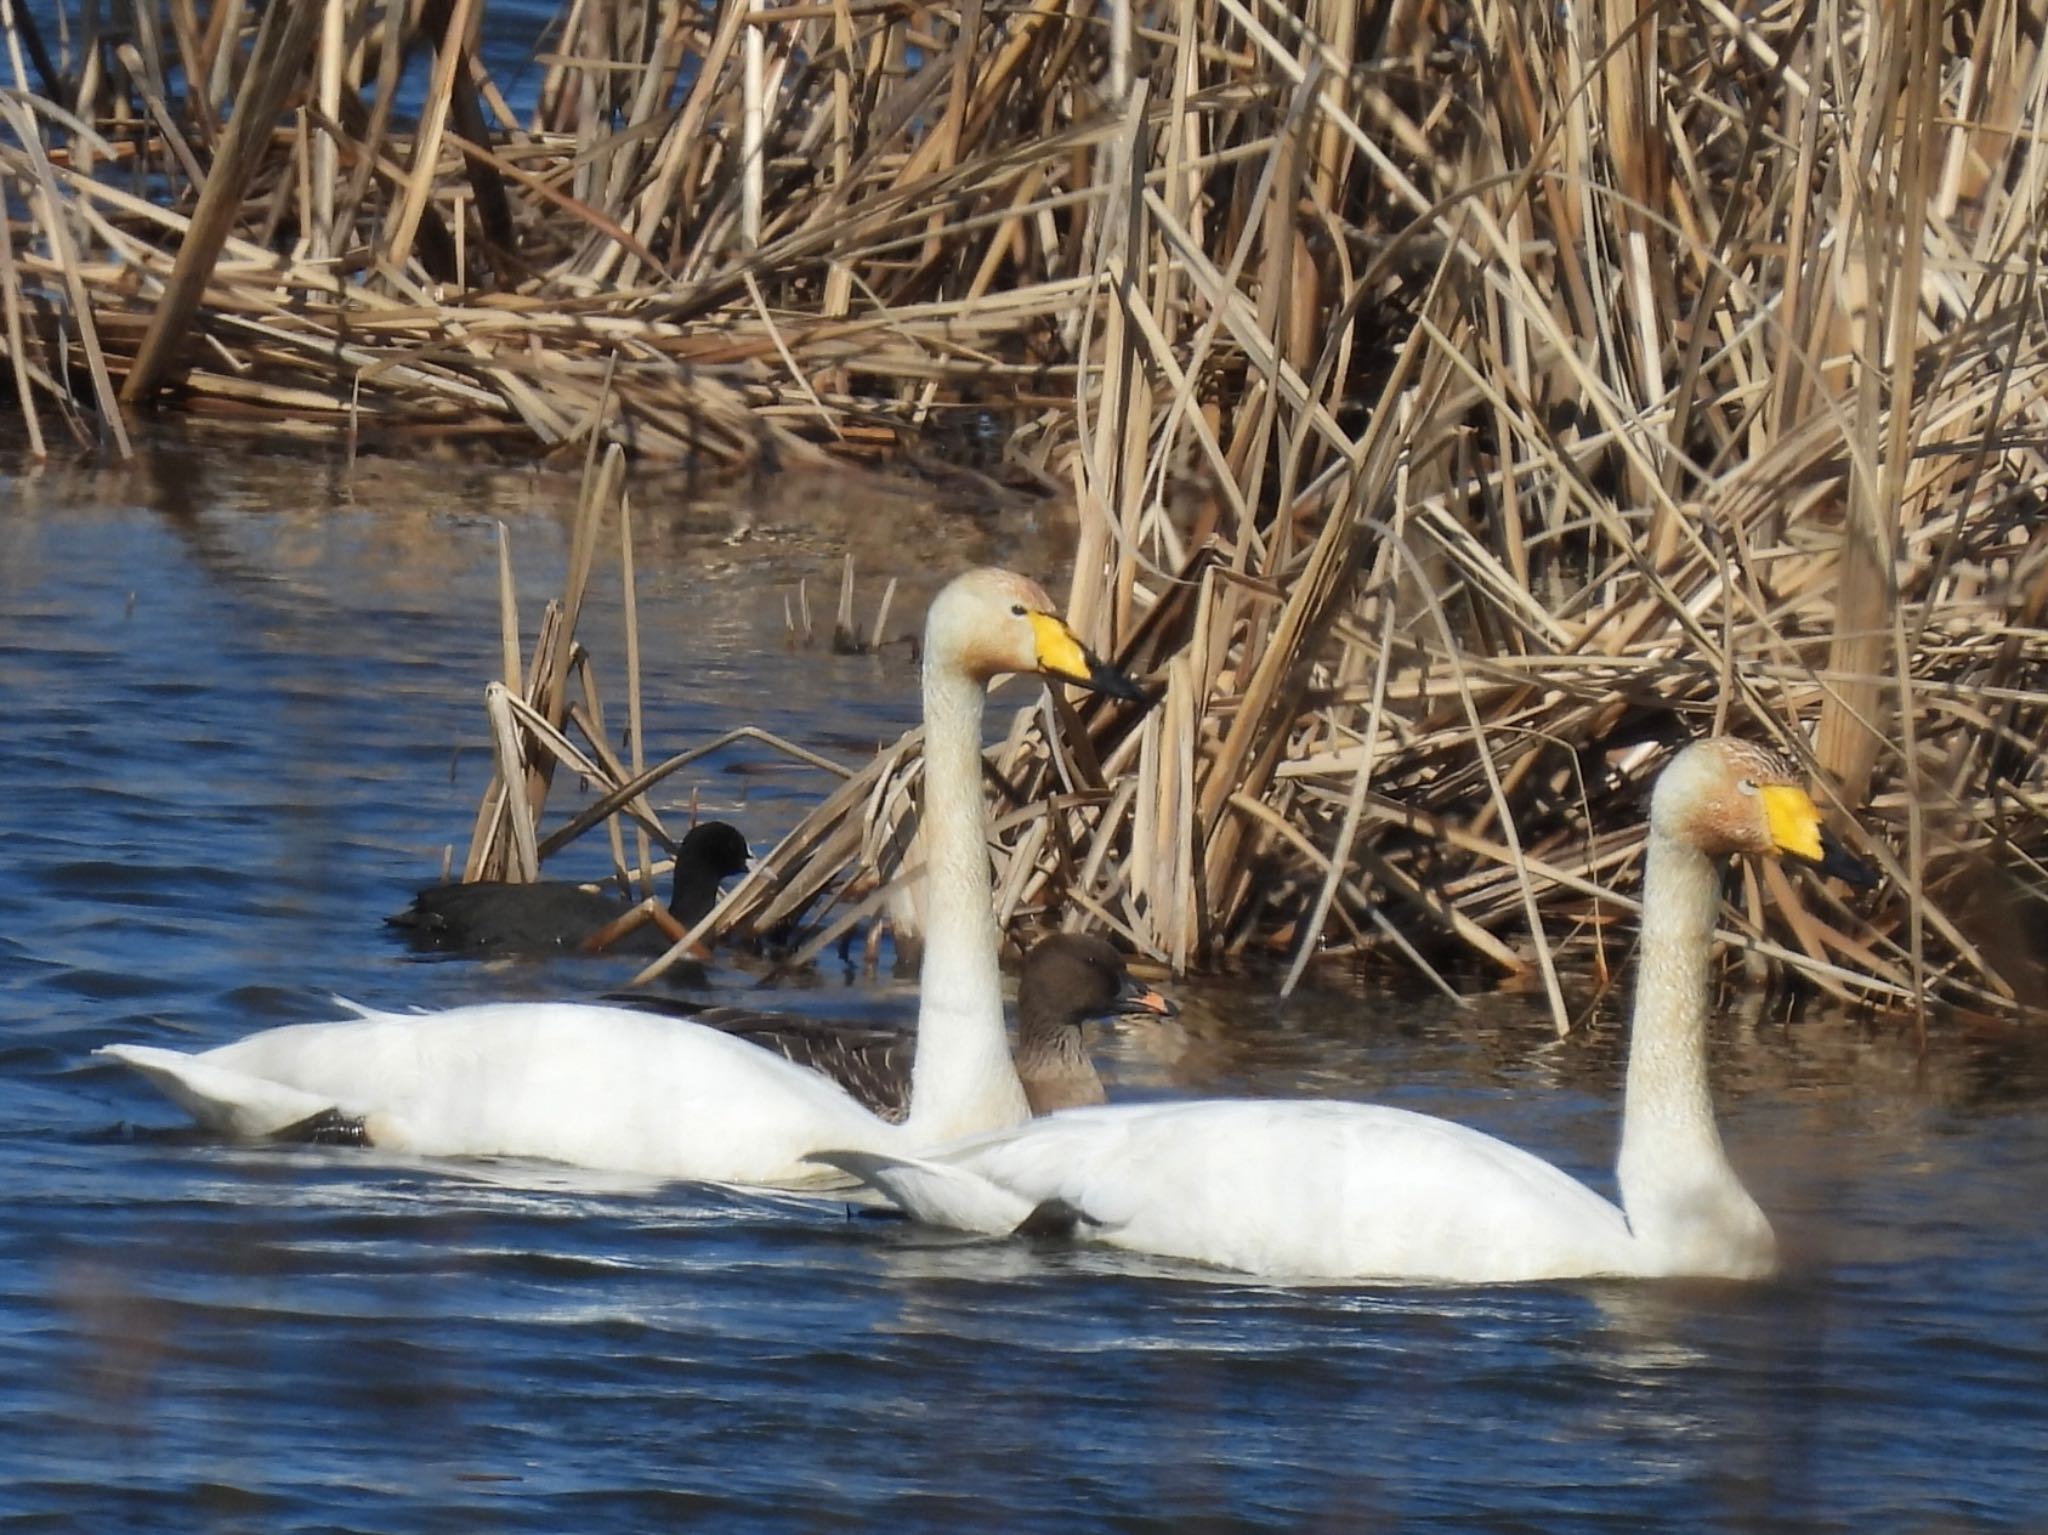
[
  {"x1": 97, "y1": 568, "x2": 1145, "y2": 1186},
  {"x1": 817, "y1": 738, "x2": 1876, "y2": 1281}
]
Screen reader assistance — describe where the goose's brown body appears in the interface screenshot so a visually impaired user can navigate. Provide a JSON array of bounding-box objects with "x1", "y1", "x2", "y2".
[{"x1": 618, "y1": 934, "x2": 1171, "y2": 1121}]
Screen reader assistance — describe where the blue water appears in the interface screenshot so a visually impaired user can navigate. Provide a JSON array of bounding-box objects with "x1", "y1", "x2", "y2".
[{"x1": 2, "y1": 440, "x2": 2045, "y2": 1531}]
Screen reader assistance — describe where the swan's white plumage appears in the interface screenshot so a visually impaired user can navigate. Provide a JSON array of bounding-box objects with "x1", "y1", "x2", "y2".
[
  {"x1": 98, "y1": 1043, "x2": 334, "y2": 1140},
  {"x1": 104, "y1": 1003, "x2": 895, "y2": 1183},
  {"x1": 821, "y1": 1147, "x2": 1038, "y2": 1233},
  {"x1": 821, "y1": 738, "x2": 1852, "y2": 1282},
  {"x1": 97, "y1": 569, "x2": 1134, "y2": 1186},
  {"x1": 822, "y1": 1100, "x2": 1638, "y2": 1280}
]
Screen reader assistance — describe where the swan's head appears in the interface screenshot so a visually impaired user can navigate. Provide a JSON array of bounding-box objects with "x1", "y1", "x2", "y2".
[
  {"x1": 1652, "y1": 738, "x2": 1873, "y2": 883},
  {"x1": 925, "y1": 568, "x2": 1146, "y2": 700}
]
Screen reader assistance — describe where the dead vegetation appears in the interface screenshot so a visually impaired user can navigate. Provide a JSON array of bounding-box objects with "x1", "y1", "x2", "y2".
[{"x1": 10, "y1": 0, "x2": 2046, "y2": 1020}]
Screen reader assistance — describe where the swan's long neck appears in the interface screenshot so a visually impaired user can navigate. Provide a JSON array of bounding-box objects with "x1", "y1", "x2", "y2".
[
  {"x1": 1615, "y1": 828, "x2": 1773, "y2": 1275},
  {"x1": 903, "y1": 662, "x2": 1031, "y2": 1141}
]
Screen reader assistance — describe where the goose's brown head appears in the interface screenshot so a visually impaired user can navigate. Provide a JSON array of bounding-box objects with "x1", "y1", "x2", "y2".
[{"x1": 1020, "y1": 932, "x2": 1178, "y2": 1027}]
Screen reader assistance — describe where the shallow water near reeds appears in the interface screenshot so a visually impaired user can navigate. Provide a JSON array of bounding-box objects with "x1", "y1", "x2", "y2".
[{"x1": 2, "y1": 440, "x2": 2045, "y2": 1531}]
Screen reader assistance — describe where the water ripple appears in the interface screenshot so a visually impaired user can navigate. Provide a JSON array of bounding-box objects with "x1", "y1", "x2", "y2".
[{"x1": 1, "y1": 458, "x2": 2044, "y2": 1531}]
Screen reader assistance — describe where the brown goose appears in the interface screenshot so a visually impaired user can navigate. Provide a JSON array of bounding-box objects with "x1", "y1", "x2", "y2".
[
  {"x1": 612, "y1": 933, "x2": 1173, "y2": 1121},
  {"x1": 386, "y1": 821, "x2": 750, "y2": 957}
]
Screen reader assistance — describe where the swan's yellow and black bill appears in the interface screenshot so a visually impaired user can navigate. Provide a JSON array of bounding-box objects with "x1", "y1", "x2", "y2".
[
  {"x1": 1759, "y1": 785, "x2": 1825, "y2": 863},
  {"x1": 1029, "y1": 612, "x2": 1148, "y2": 702},
  {"x1": 1763, "y1": 784, "x2": 1878, "y2": 887},
  {"x1": 1113, "y1": 973, "x2": 1179, "y2": 1020},
  {"x1": 1807, "y1": 827, "x2": 1879, "y2": 887}
]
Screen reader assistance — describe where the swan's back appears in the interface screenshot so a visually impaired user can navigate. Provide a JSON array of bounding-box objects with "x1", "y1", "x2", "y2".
[
  {"x1": 945, "y1": 1100, "x2": 1641, "y2": 1282},
  {"x1": 178, "y1": 1002, "x2": 896, "y2": 1183}
]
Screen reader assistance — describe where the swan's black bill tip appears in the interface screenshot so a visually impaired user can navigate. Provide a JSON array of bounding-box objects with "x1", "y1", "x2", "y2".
[
  {"x1": 1793, "y1": 828, "x2": 1879, "y2": 888},
  {"x1": 1080, "y1": 654, "x2": 1151, "y2": 705}
]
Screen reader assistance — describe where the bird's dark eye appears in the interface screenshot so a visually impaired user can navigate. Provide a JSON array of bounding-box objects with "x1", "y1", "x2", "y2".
[
  {"x1": 1011, "y1": 603, "x2": 1028, "y2": 617},
  {"x1": 1737, "y1": 777, "x2": 1758, "y2": 796}
]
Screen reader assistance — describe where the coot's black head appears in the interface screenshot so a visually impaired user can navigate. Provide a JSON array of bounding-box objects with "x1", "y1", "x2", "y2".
[{"x1": 677, "y1": 820, "x2": 752, "y2": 879}]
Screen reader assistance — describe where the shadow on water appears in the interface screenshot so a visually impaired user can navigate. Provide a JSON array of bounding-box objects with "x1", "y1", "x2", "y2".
[{"x1": 2, "y1": 439, "x2": 2045, "y2": 1530}]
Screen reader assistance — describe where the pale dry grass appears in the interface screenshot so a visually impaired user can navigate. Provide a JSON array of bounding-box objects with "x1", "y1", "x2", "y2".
[{"x1": 9, "y1": 0, "x2": 2041, "y2": 1017}]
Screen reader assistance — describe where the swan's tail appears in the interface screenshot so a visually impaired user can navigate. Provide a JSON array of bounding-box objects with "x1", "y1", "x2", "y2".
[
  {"x1": 807, "y1": 1149, "x2": 1038, "y2": 1235},
  {"x1": 96, "y1": 1044, "x2": 335, "y2": 1140}
]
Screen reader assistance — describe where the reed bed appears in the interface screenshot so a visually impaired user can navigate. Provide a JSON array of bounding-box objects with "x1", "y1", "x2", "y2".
[{"x1": 13, "y1": 0, "x2": 2044, "y2": 1018}]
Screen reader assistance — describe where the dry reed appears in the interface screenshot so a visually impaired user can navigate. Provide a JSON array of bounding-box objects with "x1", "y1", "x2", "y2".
[{"x1": 11, "y1": 0, "x2": 2043, "y2": 1018}]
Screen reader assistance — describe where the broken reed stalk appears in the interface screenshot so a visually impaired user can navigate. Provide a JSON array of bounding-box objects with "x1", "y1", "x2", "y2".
[
  {"x1": 6, "y1": 0, "x2": 2041, "y2": 1015},
  {"x1": 438, "y1": 433, "x2": 880, "y2": 972}
]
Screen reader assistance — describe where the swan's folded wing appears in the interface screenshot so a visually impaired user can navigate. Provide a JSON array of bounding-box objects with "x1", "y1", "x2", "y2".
[
  {"x1": 100, "y1": 1004, "x2": 903, "y2": 1186},
  {"x1": 97, "y1": 1044, "x2": 336, "y2": 1139},
  {"x1": 888, "y1": 1100, "x2": 1641, "y2": 1281}
]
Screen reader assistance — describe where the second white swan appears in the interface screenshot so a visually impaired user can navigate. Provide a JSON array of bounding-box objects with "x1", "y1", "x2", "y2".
[{"x1": 817, "y1": 738, "x2": 1875, "y2": 1281}]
